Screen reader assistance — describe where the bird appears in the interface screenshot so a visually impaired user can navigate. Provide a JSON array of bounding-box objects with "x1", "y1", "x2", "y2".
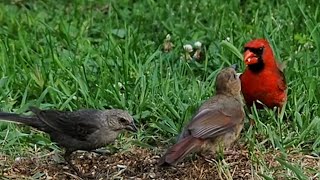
[
  {"x1": 0, "y1": 106, "x2": 137, "y2": 172},
  {"x1": 159, "y1": 66, "x2": 245, "y2": 166},
  {"x1": 240, "y1": 38, "x2": 287, "y2": 109}
]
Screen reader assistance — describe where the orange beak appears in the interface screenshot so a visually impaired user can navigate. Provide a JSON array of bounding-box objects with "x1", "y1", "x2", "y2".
[{"x1": 244, "y1": 50, "x2": 258, "y2": 65}]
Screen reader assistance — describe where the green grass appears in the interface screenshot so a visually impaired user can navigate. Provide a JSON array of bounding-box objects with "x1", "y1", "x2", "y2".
[{"x1": 0, "y1": 0, "x2": 319, "y2": 179}]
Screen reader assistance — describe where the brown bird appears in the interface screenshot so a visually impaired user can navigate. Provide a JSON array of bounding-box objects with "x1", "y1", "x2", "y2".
[
  {"x1": 159, "y1": 66, "x2": 245, "y2": 166},
  {"x1": 0, "y1": 107, "x2": 137, "y2": 170}
]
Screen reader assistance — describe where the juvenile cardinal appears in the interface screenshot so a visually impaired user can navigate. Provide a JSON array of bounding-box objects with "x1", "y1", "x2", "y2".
[
  {"x1": 0, "y1": 107, "x2": 137, "y2": 172},
  {"x1": 240, "y1": 39, "x2": 287, "y2": 109},
  {"x1": 159, "y1": 66, "x2": 244, "y2": 166}
]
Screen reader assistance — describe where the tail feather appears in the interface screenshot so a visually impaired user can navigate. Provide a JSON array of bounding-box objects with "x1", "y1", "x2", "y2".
[
  {"x1": 0, "y1": 112, "x2": 38, "y2": 127},
  {"x1": 159, "y1": 136, "x2": 203, "y2": 166}
]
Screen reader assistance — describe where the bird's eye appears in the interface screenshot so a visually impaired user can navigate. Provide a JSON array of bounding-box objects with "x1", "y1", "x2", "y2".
[
  {"x1": 257, "y1": 47, "x2": 264, "y2": 54},
  {"x1": 258, "y1": 47, "x2": 264, "y2": 54},
  {"x1": 233, "y1": 74, "x2": 237, "y2": 79},
  {"x1": 119, "y1": 118, "x2": 127, "y2": 124},
  {"x1": 249, "y1": 47, "x2": 264, "y2": 56}
]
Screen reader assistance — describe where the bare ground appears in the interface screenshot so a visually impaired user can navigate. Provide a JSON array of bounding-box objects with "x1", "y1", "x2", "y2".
[{"x1": 0, "y1": 144, "x2": 319, "y2": 180}]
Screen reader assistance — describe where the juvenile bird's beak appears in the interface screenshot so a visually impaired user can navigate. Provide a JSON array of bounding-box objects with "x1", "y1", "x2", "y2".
[
  {"x1": 244, "y1": 50, "x2": 258, "y2": 65},
  {"x1": 126, "y1": 122, "x2": 138, "y2": 132}
]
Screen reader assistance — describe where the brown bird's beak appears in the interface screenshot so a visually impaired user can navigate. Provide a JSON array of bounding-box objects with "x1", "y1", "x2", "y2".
[
  {"x1": 244, "y1": 50, "x2": 258, "y2": 65},
  {"x1": 126, "y1": 122, "x2": 138, "y2": 132}
]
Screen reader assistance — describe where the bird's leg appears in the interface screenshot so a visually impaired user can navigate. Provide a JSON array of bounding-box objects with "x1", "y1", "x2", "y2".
[
  {"x1": 277, "y1": 106, "x2": 287, "y2": 120},
  {"x1": 64, "y1": 150, "x2": 82, "y2": 176},
  {"x1": 64, "y1": 151, "x2": 95, "y2": 179},
  {"x1": 277, "y1": 107, "x2": 281, "y2": 116}
]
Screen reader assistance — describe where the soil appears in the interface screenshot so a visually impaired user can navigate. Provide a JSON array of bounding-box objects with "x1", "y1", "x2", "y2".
[{"x1": 0, "y1": 144, "x2": 319, "y2": 180}]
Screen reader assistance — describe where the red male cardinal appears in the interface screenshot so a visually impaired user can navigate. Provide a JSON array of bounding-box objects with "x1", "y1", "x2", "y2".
[
  {"x1": 159, "y1": 66, "x2": 244, "y2": 166},
  {"x1": 240, "y1": 39, "x2": 287, "y2": 109}
]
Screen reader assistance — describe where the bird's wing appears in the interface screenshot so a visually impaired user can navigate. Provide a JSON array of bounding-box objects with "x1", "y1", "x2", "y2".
[
  {"x1": 277, "y1": 69, "x2": 287, "y2": 91},
  {"x1": 275, "y1": 59, "x2": 287, "y2": 91},
  {"x1": 276, "y1": 60, "x2": 286, "y2": 72},
  {"x1": 30, "y1": 107, "x2": 100, "y2": 140},
  {"x1": 186, "y1": 107, "x2": 243, "y2": 139}
]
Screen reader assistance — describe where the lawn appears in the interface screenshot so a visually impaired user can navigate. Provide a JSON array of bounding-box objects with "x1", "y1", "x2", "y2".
[{"x1": 0, "y1": 0, "x2": 319, "y2": 179}]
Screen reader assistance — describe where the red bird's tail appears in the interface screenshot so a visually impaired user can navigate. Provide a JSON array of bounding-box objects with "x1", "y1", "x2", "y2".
[{"x1": 159, "y1": 136, "x2": 203, "y2": 166}]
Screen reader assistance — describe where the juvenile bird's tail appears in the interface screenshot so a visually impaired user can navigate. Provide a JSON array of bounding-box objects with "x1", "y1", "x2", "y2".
[
  {"x1": 158, "y1": 136, "x2": 203, "y2": 166},
  {"x1": 0, "y1": 112, "x2": 37, "y2": 126}
]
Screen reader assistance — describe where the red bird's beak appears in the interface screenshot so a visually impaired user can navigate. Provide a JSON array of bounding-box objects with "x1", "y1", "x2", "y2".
[{"x1": 244, "y1": 50, "x2": 258, "y2": 65}]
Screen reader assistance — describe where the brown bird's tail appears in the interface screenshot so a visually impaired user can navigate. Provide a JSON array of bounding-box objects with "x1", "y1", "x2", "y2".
[
  {"x1": 159, "y1": 136, "x2": 203, "y2": 166},
  {"x1": 0, "y1": 112, "x2": 37, "y2": 126}
]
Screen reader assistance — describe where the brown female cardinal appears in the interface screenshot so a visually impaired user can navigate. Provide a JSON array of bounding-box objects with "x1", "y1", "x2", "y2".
[
  {"x1": 159, "y1": 66, "x2": 245, "y2": 166},
  {"x1": 0, "y1": 107, "x2": 137, "y2": 174},
  {"x1": 240, "y1": 38, "x2": 287, "y2": 109}
]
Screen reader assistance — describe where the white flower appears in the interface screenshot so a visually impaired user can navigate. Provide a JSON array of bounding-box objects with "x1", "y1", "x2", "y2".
[
  {"x1": 165, "y1": 34, "x2": 171, "y2": 41},
  {"x1": 117, "y1": 82, "x2": 124, "y2": 89},
  {"x1": 183, "y1": 44, "x2": 193, "y2": 52},
  {"x1": 194, "y1": 41, "x2": 202, "y2": 48}
]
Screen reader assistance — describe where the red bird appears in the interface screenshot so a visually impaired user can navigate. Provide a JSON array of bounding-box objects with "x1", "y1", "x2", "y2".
[{"x1": 240, "y1": 39, "x2": 287, "y2": 109}]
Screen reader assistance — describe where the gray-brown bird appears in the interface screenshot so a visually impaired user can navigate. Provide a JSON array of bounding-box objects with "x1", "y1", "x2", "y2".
[
  {"x1": 0, "y1": 107, "x2": 137, "y2": 167},
  {"x1": 159, "y1": 66, "x2": 245, "y2": 166}
]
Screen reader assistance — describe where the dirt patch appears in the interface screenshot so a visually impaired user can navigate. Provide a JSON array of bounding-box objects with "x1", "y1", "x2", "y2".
[
  {"x1": 2, "y1": 144, "x2": 252, "y2": 180},
  {"x1": 1, "y1": 144, "x2": 319, "y2": 180}
]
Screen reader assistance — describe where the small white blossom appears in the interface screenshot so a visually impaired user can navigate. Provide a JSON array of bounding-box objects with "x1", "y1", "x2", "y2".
[
  {"x1": 194, "y1": 41, "x2": 202, "y2": 49},
  {"x1": 183, "y1": 44, "x2": 193, "y2": 52},
  {"x1": 165, "y1": 34, "x2": 171, "y2": 41},
  {"x1": 117, "y1": 82, "x2": 124, "y2": 89},
  {"x1": 163, "y1": 34, "x2": 174, "y2": 52}
]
